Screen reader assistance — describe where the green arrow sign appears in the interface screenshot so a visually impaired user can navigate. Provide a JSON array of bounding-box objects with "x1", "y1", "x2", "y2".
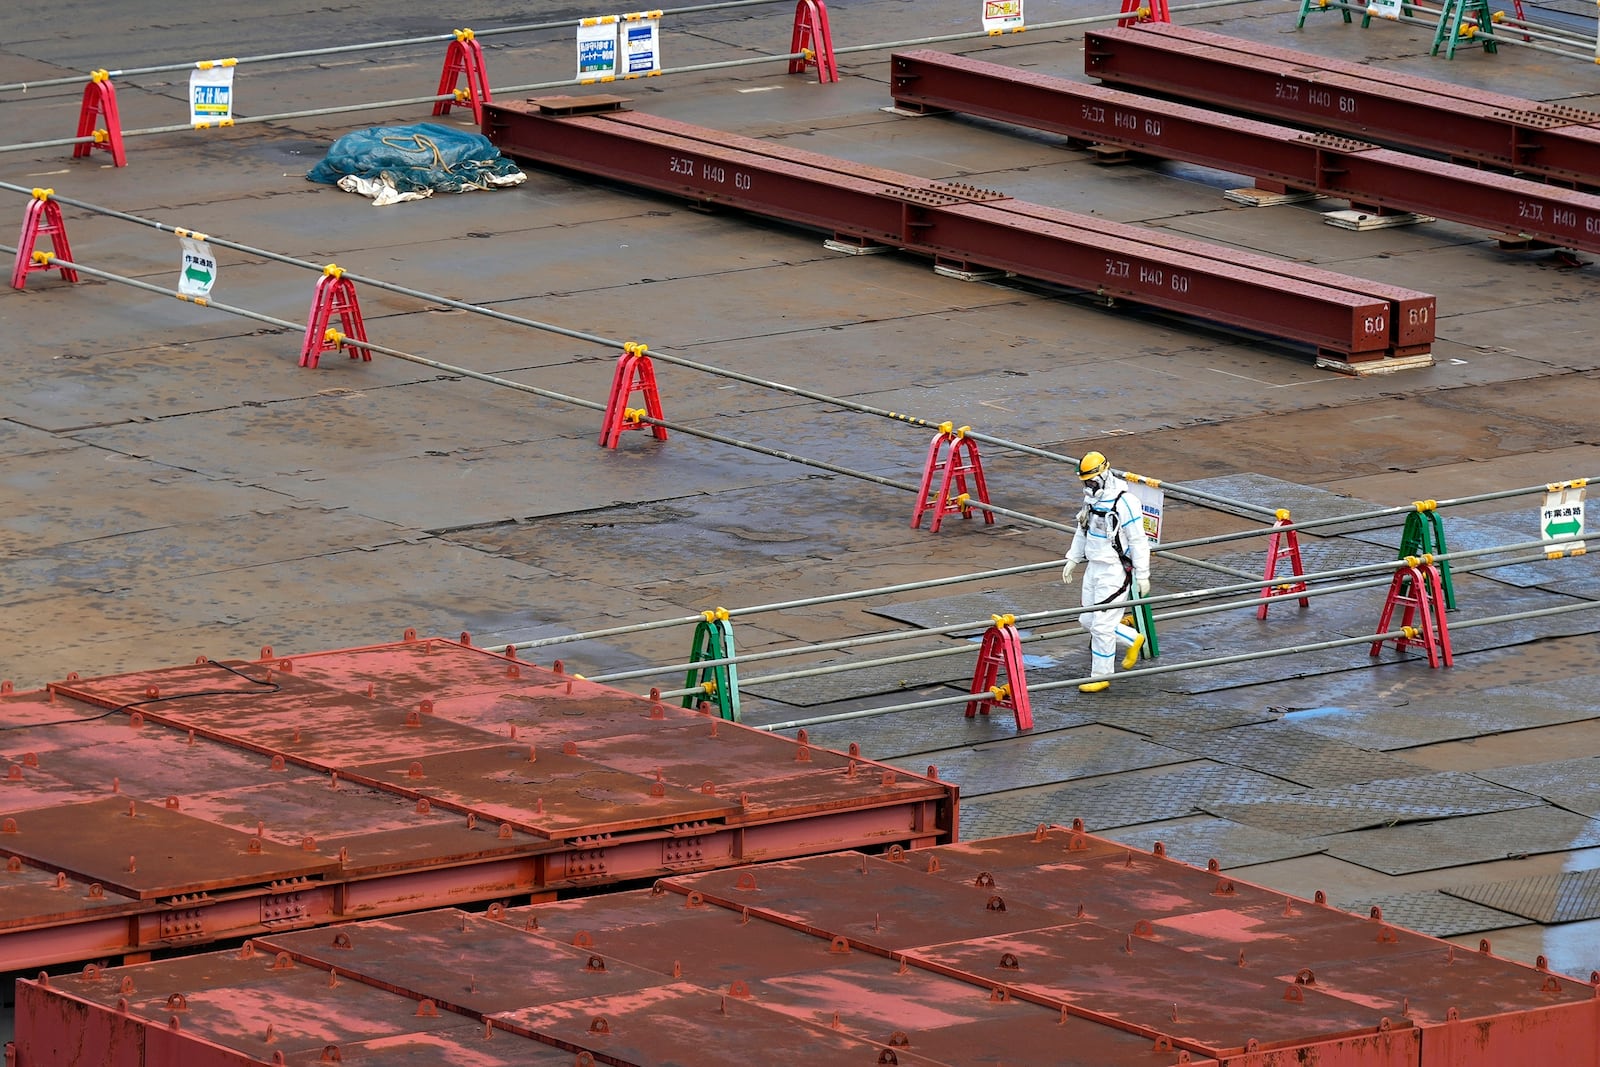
[{"x1": 1546, "y1": 518, "x2": 1582, "y2": 538}]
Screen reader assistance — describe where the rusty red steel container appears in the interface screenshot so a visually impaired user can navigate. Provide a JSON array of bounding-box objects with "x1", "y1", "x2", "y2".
[
  {"x1": 891, "y1": 47, "x2": 1600, "y2": 268},
  {"x1": 15, "y1": 826, "x2": 1597, "y2": 1065},
  {"x1": 1084, "y1": 23, "x2": 1600, "y2": 189},
  {"x1": 0, "y1": 634, "x2": 953, "y2": 974},
  {"x1": 482, "y1": 96, "x2": 1427, "y2": 368}
]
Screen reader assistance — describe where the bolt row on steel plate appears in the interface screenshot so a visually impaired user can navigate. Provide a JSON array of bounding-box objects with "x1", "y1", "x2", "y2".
[
  {"x1": 483, "y1": 97, "x2": 1433, "y2": 369},
  {"x1": 16, "y1": 827, "x2": 1597, "y2": 1065},
  {"x1": 0, "y1": 636, "x2": 952, "y2": 973},
  {"x1": 890, "y1": 48, "x2": 1600, "y2": 258}
]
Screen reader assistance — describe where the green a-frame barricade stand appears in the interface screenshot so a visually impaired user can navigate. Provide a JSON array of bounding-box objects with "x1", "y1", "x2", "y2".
[
  {"x1": 1397, "y1": 503, "x2": 1457, "y2": 610},
  {"x1": 682, "y1": 608, "x2": 741, "y2": 722},
  {"x1": 1431, "y1": 0, "x2": 1497, "y2": 56}
]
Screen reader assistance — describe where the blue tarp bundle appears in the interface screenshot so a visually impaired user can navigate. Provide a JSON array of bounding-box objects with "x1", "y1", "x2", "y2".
[{"x1": 307, "y1": 123, "x2": 524, "y2": 203}]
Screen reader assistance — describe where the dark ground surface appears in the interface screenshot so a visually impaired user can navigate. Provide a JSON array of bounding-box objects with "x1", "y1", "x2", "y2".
[{"x1": 5, "y1": 0, "x2": 1600, "y2": 1036}]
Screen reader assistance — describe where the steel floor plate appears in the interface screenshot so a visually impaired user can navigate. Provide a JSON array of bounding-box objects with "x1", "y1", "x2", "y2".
[
  {"x1": 957, "y1": 760, "x2": 1300, "y2": 839},
  {"x1": 1102, "y1": 817, "x2": 1326, "y2": 869},
  {"x1": 1159, "y1": 721, "x2": 1428, "y2": 789},
  {"x1": 1321, "y1": 805, "x2": 1600, "y2": 876},
  {"x1": 1088, "y1": 696, "x2": 1281, "y2": 738},
  {"x1": 746, "y1": 685, "x2": 1070, "y2": 759},
  {"x1": 1475, "y1": 757, "x2": 1600, "y2": 817},
  {"x1": 891, "y1": 724, "x2": 1193, "y2": 796},
  {"x1": 1207, "y1": 770, "x2": 1545, "y2": 837},
  {"x1": 1281, "y1": 698, "x2": 1600, "y2": 752},
  {"x1": 1444, "y1": 868, "x2": 1600, "y2": 925},
  {"x1": 1333, "y1": 890, "x2": 1525, "y2": 939},
  {"x1": 1174, "y1": 474, "x2": 1396, "y2": 534}
]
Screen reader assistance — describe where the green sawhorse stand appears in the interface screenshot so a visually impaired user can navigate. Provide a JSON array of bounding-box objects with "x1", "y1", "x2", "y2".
[
  {"x1": 682, "y1": 608, "x2": 741, "y2": 722},
  {"x1": 1398, "y1": 502, "x2": 1456, "y2": 610}
]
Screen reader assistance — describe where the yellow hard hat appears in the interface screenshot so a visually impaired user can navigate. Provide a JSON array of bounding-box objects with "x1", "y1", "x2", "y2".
[{"x1": 1077, "y1": 451, "x2": 1110, "y2": 481}]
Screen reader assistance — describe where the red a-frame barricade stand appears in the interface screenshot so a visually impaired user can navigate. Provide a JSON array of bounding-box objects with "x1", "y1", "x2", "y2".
[
  {"x1": 1370, "y1": 556, "x2": 1453, "y2": 668},
  {"x1": 1118, "y1": 0, "x2": 1172, "y2": 27},
  {"x1": 789, "y1": 0, "x2": 839, "y2": 83},
  {"x1": 965, "y1": 614, "x2": 1033, "y2": 731},
  {"x1": 911, "y1": 424, "x2": 995, "y2": 533},
  {"x1": 433, "y1": 29, "x2": 494, "y2": 125},
  {"x1": 600, "y1": 342, "x2": 669, "y2": 449},
  {"x1": 74, "y1": 71, "x2": 127, "y2": 168},
  {"x1": 1258, "y1": 508, "x2": 1310, "y2": 619},
  {"x1": 299, "y1": 265, "x2": 372, "y2": 369},
  {"x1": 10, "y1": 190, "x2": 78, "y2": 290}
]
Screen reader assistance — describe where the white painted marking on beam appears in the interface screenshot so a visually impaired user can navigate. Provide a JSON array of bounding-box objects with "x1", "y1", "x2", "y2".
[
  {"x1": 1208, "y1": 367, "x2": 1331, "y2": 388},
  {"x1": 736, "y1": 86, "x2": 782, "y2": 94}
]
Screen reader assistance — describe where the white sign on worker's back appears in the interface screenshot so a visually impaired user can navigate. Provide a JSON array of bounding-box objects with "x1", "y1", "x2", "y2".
[
  {"x1": 178, "y1": 237, "x2": 217, "y2": 298},
  {"x1": 1123, "y1": 481, "x2": 1165, "y2": 544},
  {"x1": 1541, "y1": 485, "x2": 1586, "y2": 556}
]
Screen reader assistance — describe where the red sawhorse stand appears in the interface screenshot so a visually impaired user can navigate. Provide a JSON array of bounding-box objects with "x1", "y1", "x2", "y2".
[
  {"x1": 789, "y1": 0, "x2": 839, "y2": 83},
  {"x1": 433, "y1": 29, "x2": 493, "y2": 125},
  {"x1": 600, "y1": 342, "x2": 669, "y2": 449},
  {"x1": 1258, "y1": 508, "x2": 1310, "y2": 619},
  {"x1": 965, "y1": 614, "x2": 1033, "y2": 731},
  {"x1": 10, "y1": 190, "x2": 79, "y2": 290},
  {"x1": 299, "y1": 266, "x2": 371, "y2": 369},
  {"x1": 1370, "y1": 557, "x2": 1453, "y2": 668},
  {"x1": 911, "y1": 424, "x2": 995, "y2": 533},
  {"x1": 73, "y1": 71, "x2": 127, "y2": 168},
  {"x1": 1118, "y1": 0, "x2": 1171, "y2": 26}
]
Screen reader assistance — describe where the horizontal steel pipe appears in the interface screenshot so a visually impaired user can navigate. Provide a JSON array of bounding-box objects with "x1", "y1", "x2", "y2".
[
  {"x1": 485, "y1": 97, "x2": 1415, "y2": 363},
  {"x1": 1084, "y1": 23, "x2": 1600, "y2": 188}
]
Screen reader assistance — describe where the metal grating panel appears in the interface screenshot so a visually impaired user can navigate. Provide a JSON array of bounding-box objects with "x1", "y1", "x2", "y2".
[
  {"x1": 1475, "y1": 756, "x2": 1600, "y2": 817},
  {"x1": 1104, "y1": 817, "x2": 1325, "y2": 868},
  {"x1": 1321, "y1": 805, "x2": 1600, "y2": 876},
  {"x1": 1208, "y1": 771, "x2": 1544, "y2": 837},
  {"x1": 1174, "y1": 474, "x2": 1395, "y2": 533},
  {"x1": 1159, "y1": 721, "x2": 1428, "y2": 788},
  {"x1": 1282, "y1": 699, "x2": 1600, "y2": 752},
  {"x1": 894, "y1": 725, "x2": 1192, "y2": 796},
  {"x1": 1444, "y1": 868, "x2": 1600, "y2": 924},
  {"x1": 1335, "y1": 890, "x2": 1524, "y2": 938}
]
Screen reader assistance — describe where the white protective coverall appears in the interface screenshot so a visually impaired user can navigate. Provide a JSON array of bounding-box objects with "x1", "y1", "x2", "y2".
[{"x1": 1064, "y1": 473, "x2": 1152, "y2": 680}]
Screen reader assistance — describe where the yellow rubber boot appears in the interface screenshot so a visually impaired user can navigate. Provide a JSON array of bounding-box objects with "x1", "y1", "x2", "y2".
[
  {"x1": 1122, "y1": 633, "x2": 1146, "y2": 670},
  {"x1": 1079, "y1": 679, "x2": 1111, "y2": 693}
]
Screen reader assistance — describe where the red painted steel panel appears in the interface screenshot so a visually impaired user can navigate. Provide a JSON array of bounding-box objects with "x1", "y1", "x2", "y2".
[
  {"x1": 0, "y1": 638, "x2": 954, "y2": 976},
  {"x1": 1086, "y1": 24, "x2": 1600, "y2": 187},
  {"x1": 484, "y1": 98, "x2": 1407, "y2": 363}
]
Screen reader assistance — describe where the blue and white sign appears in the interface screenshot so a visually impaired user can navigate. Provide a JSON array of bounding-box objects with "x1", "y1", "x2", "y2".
[
  {"x1": 623, "y1": 18, "x2": 661, "y2": 75},
  {"x1": 189, "y1": 64, "x2": 234, "y2": 127},
  {"x1": 578, "y1": 18, "x2": 619, "y2": 79}
]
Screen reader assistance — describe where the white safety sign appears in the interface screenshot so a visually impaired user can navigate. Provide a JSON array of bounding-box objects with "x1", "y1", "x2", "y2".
[
  {"x1": 1367, "y1": 0, "x2": 1403, "y2": 19},
  {"x1": 982, "y1": 0, "x2": 1025, "y2": 32},
  {"x1": 1541, "y1": 485, "x2": 1586, "y2": 556},
  {"x1": 623, "y1": 17, "x2": 662, "y2": 75},
  {"x1": 178, "y1": 237, "x2": 217, "y2": 298},
  {"x1": 1124, "y1": 480, "x2": 1165, "y2": 544},
  {"x1": 189, "y1": 64, "x2": 234, "y2": 127},
  {"x1": 577, "y1": 17, "x2": 620, "y2": 79}
]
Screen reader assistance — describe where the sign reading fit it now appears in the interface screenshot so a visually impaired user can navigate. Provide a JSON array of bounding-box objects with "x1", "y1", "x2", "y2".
[
  {"x1": 577, "y1": 14, "x2": 662, "y2": 80},
  {"x1": 188, "y1": 62, "x2": 235, "y2": 127}
]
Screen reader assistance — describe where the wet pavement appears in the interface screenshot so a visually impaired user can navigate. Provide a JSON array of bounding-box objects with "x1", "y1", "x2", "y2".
[{"x1": 5, "y1": 0, "x2": 1600, "y2": 1038}]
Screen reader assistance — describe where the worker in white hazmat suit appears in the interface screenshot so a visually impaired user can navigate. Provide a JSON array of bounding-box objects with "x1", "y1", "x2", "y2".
[{"x1": 1061, "y1": 451, "x2": 1152, "y2": 693}]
